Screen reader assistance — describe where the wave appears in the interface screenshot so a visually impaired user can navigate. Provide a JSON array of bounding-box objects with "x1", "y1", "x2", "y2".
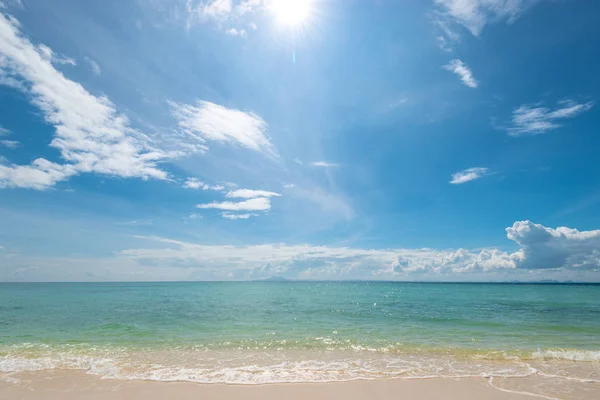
[{"x1": 1, "y1": 343, "x2": 599, "y2": 384}]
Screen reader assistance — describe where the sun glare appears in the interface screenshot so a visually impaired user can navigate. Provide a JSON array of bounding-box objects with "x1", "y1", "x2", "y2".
[{"x1": 269, "y1": 0, "x2": 314, "y2": 28}]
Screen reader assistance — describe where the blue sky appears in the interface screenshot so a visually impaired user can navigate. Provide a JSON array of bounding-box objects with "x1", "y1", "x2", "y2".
[{"x1": 1, "y1": 0, "x2": 599, "y2": 282}]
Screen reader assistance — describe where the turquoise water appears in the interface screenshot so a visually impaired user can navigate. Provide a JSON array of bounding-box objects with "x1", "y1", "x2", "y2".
[{"x1": 1, "y1": 282, "x2": 599, "y2": 383}]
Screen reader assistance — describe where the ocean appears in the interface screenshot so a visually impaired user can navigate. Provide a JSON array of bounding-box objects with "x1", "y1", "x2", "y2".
[{"x1": 1, "y1": 282, "x2": 599, "y2": 385}]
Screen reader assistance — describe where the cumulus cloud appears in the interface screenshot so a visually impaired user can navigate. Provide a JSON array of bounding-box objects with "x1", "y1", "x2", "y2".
[
  {"x1": 169, "y1": 100, "x2": 275, "y2": 156},
  {"x1": 450, "y1": 167, "x2": 489, "y2": 184},
  {"x1": 226, "y1": 189, "x2": 280, "y2": 198},
  {"x1": 3, "y1": 221, "x2": 598, "y2": 281},
  {"x1": 435, "y1": 0, "x2": 539, "y2": 37},
  {"x1": 116, "y1": 221, "x2": 599, "y2": 279},
  {"x1": 84, "y1": 56, "x2": 101, "y2": 76},
  {"x1": 444, "y1": 59, "x2": 478, "y2": 88},
  {"x1": 0, "y1": 12, "x2": 170, "y2": 190},
  {"x1": 183, "y1": 177, "x2": 225, "y2": 191},
  {"x1": 197, "y1": 197, "x2": 272, "y2": 211},
  {"x1": 507, "y1": 100, "x2": 594, "y2": 136},
  {"x1": 506, "y1": 221, "x2": 600, "y2": 270}
]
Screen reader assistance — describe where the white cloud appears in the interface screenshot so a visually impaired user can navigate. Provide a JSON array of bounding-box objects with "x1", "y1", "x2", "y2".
[
  {"x1": 183, "y1": 177, "x2": 225, "y2": 191},
  {"x1": 434, "y1": 0, "x2": 537, "y2": 37},
  {"x1": 116, "y1": 219, "x2": 154, "y2": 226},
  {"x1": 117, "y1": 221, "x2": 600, "y2": 278},
  {"x1": 226, "y1": 189, "x2": 280, "y2": 198},
  {"x1": 0, "y1": 159, "x2": 76, "y2": 190},
  {"x1": 0, "y1": 126, "x2": 10, "y2": 135},
  {"x1": 0, "y1": 13, "x2": 170, "y2": 190},
  {"x1": 169, "y1": 100, "x2": 275, "y2": 156},
  {"x1": 84, "y1": 56, "x2": 102, "y2": 76},
  {"x1": 4, "y1": 221, "x2": 599, "y2": 281},
  {"x1": 0, "y1": 139, "x2": 19, "y2": 148},
  {"x1": 507, "y1": 100, "x2": 594, "y2": 136},
  {"x1": 450, "y1": 167, "x2": 489, "y2": 184},
  {"x1": 225, "y1": 28, "x2": 247, "y2": 37},
  {"x1": 506, "y1": 221, "x2": 600, "y2": 270},
  {"x1": 203, "y1": 0, "x2": 232, "y2": 20},
  {"x1": 310, "y1": 161, "x2": 339, "y2": 168},
  {"x1": 37, "y1": 44, "x2": 76, "y2": 66},
  {"x1": 444, "y1": 59, "x2": 478, "y2": 88},
  {"x1": 222, "y1": 212, "x2": 253, "y2": 219},
  {"x1": 197, "y1": 197, "x2": 272, "y2": 211}
]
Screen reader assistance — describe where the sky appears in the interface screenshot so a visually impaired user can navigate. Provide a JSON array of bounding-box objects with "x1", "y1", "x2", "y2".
[{"x1": 1, "y1": 0, "x2": 599, "y2": 282}]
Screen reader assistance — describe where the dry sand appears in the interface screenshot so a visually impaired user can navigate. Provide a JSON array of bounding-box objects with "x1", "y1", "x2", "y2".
[{"x1": 1, "y1": 370, "x2": 599, "y2": 400}]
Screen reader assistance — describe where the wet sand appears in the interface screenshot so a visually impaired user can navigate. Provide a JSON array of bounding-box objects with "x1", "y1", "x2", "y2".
[{"x1": 1, "y1": 370, "x2": 599, "y2": 400}]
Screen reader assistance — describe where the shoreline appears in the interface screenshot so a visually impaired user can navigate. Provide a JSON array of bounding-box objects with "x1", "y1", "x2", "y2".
[
  {"x1": 2, "y1": 369, "x2": 599, "y2": 400},
  {"x1": 0, "y1": 370, "x2": 586, "y2": 400}
]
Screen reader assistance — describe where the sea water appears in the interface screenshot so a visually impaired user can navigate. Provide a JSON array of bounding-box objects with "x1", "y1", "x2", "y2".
[{"x1": 0, "y1": 282, "x2": 599, "y2": 385}]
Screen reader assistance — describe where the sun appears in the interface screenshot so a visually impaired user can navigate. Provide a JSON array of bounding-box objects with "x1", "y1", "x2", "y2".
[{"x1": 269, "y1": 0, "x2": 314, "y2": 28}]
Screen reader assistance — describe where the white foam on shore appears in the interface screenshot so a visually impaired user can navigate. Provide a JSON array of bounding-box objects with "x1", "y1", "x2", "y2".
[
  {"x1": 1, "y1": 345, "x2": 599, "y2": 385},
  {"x1": 532, "y1": 349, "x2": 600, "y2": 362}
]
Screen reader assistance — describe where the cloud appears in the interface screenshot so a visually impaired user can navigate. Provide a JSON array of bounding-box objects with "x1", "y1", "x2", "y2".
[
  {"x1": 0, "y1": 13, "x2": 170, "y2": 190},
  {"x1": 226, "y1": 189, "x2": 280, "y2": 198},
  {"x1": 202, "y1": 0, "x2": 232, "y2": 20},
  {"x1": 0, "y1": 126, "x2": 10, "y2": 135},
  {"x1": 183, "y1": 177, "x2": 225, "y2": 191},
  {"x1": 121, "y1": 221, "x2": 599, "y2": 277},
  {"x1": 507, "y1": 100, "x2": 594, "y2": 136},
  {"x1": 84, "y1": 56, "x2": 102, "y2": 76},
  {"x1": 116, "y1": 219, "x2": 154, "y2": 226},
  {"x1": 0, "y1": 140, "x2": 19, "y2": 149},
  {"x1": 444, "y1": 59, "x2": 478, "y2": 88},
  {"x1": 184, "y1": 0, "x2": 262, "y2": 32},
  {"x1": 37, "y1": 44, "x2": 76, "y2": 66},
  {"x1": 388, "y1": 97, "x2": 408, "y2": 109},
  {"x1": 310, "y1": 161, "x2": 339, "y2": 168},
  {"x1": 169, "y1": 100, "x2": 275, "y2": 156},
  {"x1": 3, "y1": 221, "x2": 599, "y2": 281},
  {"x1": 434, "y1": 0, "x2": 538, "y2": 37},
  {"x1": 197, "y1": 197, "x2": 272, "y2": 211},
  {"x1": 225, "y1": 28, "x2": 247, "y2": 37},
  {"x1": 222, "y1": 212, "x2": 253, "y2": 220},
  {"x1": 506, "y1": 221, "x2": 600, "y2": 270},
  {"x1": 450, "y1": 167, "x2": 489, "y2": 184}
]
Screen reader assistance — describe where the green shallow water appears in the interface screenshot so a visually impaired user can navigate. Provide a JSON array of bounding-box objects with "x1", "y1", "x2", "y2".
[{"x1": 1, "y1": 282, "x2": 599, "y2": 383}]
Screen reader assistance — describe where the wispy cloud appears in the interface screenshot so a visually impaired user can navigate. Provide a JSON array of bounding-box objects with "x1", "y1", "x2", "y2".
[
  {"x1": 434, "y1": 0, "x2": 535, "y2": 37},
  {"x1": 0, "y1": 140, "x2": 20, "y2": 149},
  {"x1": 310, "y1": 161, "x2": 339, "y2": 168},
  {"x1": 507, "y1": 100, "x2": 594, "y2": 136},
  {"x1": 0, "y1": 13, "x2": 171, "y2": 190},
  {"x1": 84, "y1": 56, "x2": 101, "y2": 76},
  {"x1": 183, "y1": 177, "x2": 225, "y2": 191},
  {"x1": 444, "y1": 59, "x2": 478, "y2": 88},
  {"x1": 37, "y1": 44, "x2": 76, "y2": 66},
  {"x1": 197, "y1": 197, "x2": 272, "y2": 211},
  {"x1": 0, "y1": 126, "x2": 10, "y2": 136},
  {"x1": 450, "y1": 167, "x2": 489, "y2": 184},
  {"x1": 222, "y1": 212, "x2": 253, "y2": 220},
  {"x1": 116, "y1": 220, "x2": 154, "y2": 226},
  {"x1": 169, "y1": 100, "x2": 275, "y2": 156},
  {"x1": 226, "y1": 189, "x2": 281, "y2": 198}
]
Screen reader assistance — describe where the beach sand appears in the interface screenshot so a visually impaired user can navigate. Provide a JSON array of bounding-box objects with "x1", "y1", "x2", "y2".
[{"x1": 1, "y1": 370, "x2": 599, "y2": 400}]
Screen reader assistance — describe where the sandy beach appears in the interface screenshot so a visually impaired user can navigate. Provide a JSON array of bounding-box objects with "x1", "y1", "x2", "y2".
[{"x1": 1, "y1": 370, "x2": 599, "y2": 400}]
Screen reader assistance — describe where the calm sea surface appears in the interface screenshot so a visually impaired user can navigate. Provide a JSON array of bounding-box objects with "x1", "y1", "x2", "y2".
[{"x1": 1, "y1": 282, "x2": 599, "y2": 384}]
